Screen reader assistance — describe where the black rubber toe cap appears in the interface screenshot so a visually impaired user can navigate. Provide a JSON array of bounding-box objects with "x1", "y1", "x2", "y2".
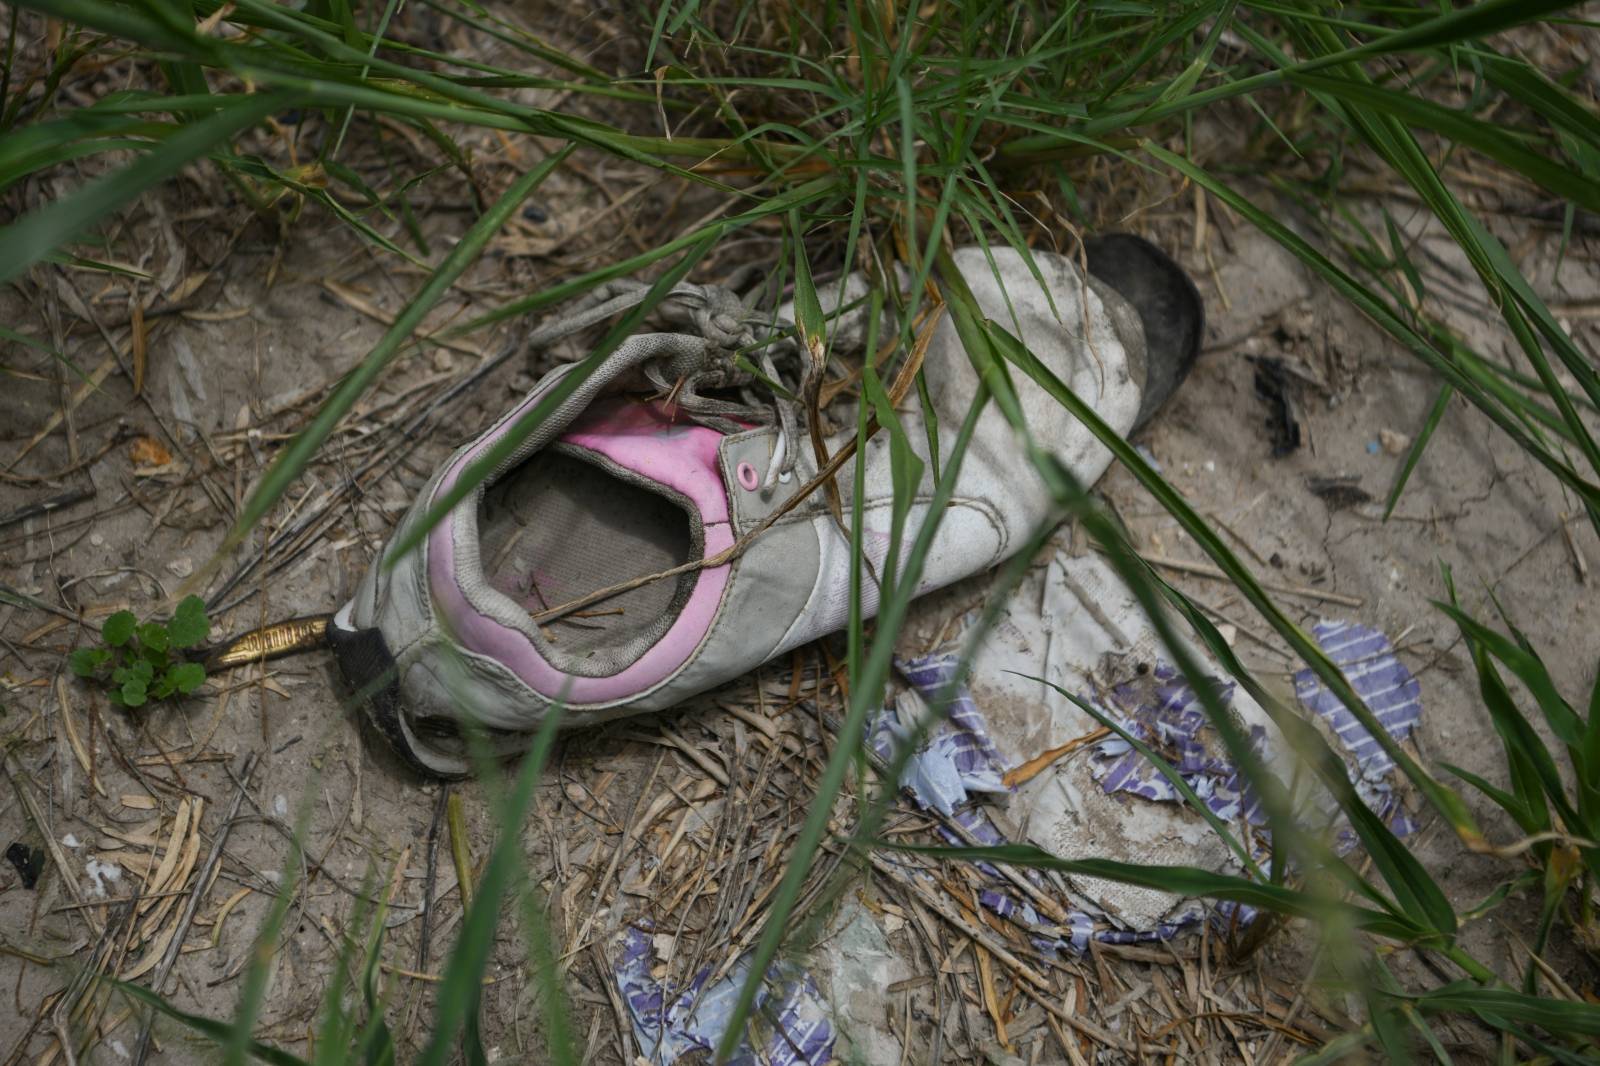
[
  {"x1": 1083, "y1": 234, "x2": 1204, "y2": 430},
  {"x1": 328, "y1": 622, "x2": 438, "y2": 778}
]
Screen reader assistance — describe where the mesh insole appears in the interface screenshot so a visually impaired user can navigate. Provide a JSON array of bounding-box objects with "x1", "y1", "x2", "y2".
[{"x1": 478, "y1": 448, "x2": 696, "y2": 676}]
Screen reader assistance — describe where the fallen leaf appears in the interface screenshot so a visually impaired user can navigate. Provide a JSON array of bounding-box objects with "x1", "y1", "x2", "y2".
[{"x1": 129, "y1": 436, "x2": 172, "y2": 466}]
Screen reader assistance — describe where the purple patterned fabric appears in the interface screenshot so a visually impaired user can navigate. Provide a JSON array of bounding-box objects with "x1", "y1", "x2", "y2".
[
  {"x1": 891, "y1": 617, "x2": 1424, "y2": 956},
  {"x1": 892, "y1": 652, "x2": 1258, "y2": 953},
  {"x1": 615, "y1": 924, "x2": 834, "y2": 1065},
  {"x1": 896, "y1": 653, "x2": 1010, "y2": 774},
  {"x1": 865, "y1": 655, "x2": 1009, "y2": 815},
  {"x1": 606, "y1": 624, "x2": 1426, "y2": 1062},
  {"x1": 1294, "y1": 620, "x2": 1424, "y2": 844},
  {"x1": 1088, "y1": 666, "x2": 1270, "y2": 830}
]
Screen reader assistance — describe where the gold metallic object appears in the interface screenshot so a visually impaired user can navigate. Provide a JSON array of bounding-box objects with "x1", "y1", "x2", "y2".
[{"x1": 205, "y1": 614, "x2": 332, "y2": 670}]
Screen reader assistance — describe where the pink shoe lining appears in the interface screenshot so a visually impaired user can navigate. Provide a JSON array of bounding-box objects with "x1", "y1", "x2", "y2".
[{"x1": 427, "y1": 397, "x2": 732, "y2": 704}]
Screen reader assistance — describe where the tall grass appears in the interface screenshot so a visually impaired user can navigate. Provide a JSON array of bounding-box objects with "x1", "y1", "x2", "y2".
[{"x1": 5, "y1": 0, "x2": 1600, "y2": 1060}]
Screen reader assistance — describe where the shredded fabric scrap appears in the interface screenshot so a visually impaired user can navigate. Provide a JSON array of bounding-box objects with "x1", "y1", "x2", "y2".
[
  {"x1": 885, "y1": 618, "x2": 1422, "y2": 953},
  {"x1": 614, "y1": 924, "x2": 834, "y2": 1066}
]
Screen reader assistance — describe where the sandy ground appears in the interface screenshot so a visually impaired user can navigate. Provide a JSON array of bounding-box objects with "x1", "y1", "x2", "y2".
[{"x1": 3, "y1": 71, "x2": 1598, "y2": 1066}]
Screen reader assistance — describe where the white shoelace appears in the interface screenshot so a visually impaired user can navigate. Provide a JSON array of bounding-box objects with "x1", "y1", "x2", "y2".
[{"x1": 525, "y1": 278, "x2": 816, "y2": 488}]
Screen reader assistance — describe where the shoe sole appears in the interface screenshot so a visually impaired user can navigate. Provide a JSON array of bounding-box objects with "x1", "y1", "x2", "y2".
[{"x1": 1083, "y1": 234, "x2": 1204, "y2": 430}]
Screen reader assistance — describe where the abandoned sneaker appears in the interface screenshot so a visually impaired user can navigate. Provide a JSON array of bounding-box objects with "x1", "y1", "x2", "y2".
[{"x1": 331, "y1": 236, "x2": 1202, "y2": 775}]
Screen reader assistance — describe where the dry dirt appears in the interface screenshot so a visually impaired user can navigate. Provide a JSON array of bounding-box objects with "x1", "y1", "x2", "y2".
[{"x1": 3, "y1": 64, "x2": 1599, "y2": 1066}]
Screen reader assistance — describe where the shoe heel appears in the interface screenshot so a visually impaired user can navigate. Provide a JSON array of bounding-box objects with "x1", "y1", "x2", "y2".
[{"x1": 1083, "y1": 234, "x2": 1204, "y2": 429}]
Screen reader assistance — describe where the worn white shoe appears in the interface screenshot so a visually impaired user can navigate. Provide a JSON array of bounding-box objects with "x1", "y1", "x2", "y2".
[{"x1": 331, "y1": 236, "x2": 1201, "y2": 775}]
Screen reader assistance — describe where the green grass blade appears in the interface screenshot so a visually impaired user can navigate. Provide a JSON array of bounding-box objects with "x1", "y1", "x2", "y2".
[
  {"x1": 1293, "y1": 1029, "x2": 1375, "y2": 1066},
  {"x1": 113, "y1": 984, "x2": 309, "y2": 1066},
  {"x1": 416, "y1": 705, "x2": 566, "y2": 1066},
  {"x1": 1584, "y1": 669, "x2": 1600, "y2": 825},
  {"x1": 225, "y1": 807, "x2": 312, "y2": 1066},
  {"x1": 1287, "y1": 71, "x2": 1600, "y2": 213},
  {"x1": 1147, "y1": 142, "x2": 1600, "y2": 515},
  {"x1": 1479, "y1": 51, "x2": 1600, "y2": 154},
  {"x1": 310, "y1": 870, "x2": 377, "y2": 1066},
  {"x1": 0, "y1": 114, "x2": 173, "y2": 193},
  {"x1": 858, "y1": 357, "x2": 923, "y2": 606},
  {"x1": 1296, "y1": 0, "x2": 1577, "y2": 70},
  {"x1": 1410, "y1": 984, "x2": 1600, "y2": 1037},
  {"x1": 1384, "y1": 384, "x2": 1451, "y2": 520},
  {"x1": 443, "y1": 177, "x2": 835, "y2": 339},
  {"x1": 1435, "y1": 602, "x2": 1583, "y2": 744},
  {"x1": 1021, "y1": 672, "x2": 1264, "y2": 880},
  {"x1": 0, "y1": 90, "x2": 291, "y2": 286},
  {"x1": 1366, "y1": 961, "x2": 1416, "y2": 1066},
  {"x1": 787, "y1": 208, "x2": 827, "y2": 355},
  {"x1": 224, "y1": 144, "x2": 572, "y2": 557},
  {"x1": 1439, "y1": 762, "x2": 1539, "y2": 834},
  {"x1": 517, "y1": 881, "x2": 575, "y2": 1065},
  {"x1": 878, "y1": 841, "x2": 1413, "y2": 934},
  {"x1": 845, "y1": 299, "x2": 877, "y2": 691},
  {"x1": 715, "y1": 385, "x2": 993, "y2": 1063}
]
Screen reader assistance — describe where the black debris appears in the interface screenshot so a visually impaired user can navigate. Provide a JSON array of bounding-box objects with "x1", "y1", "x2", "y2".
[
  {"x1": 1252, "y1": 357, "x2": 1302, "y2": 457},
  {"x1": 5, "y1": 842, "x2": 45, "y2": 889},
  {"x1": 1307, "y1": 475, "x2": 1372, "y2": 510}
]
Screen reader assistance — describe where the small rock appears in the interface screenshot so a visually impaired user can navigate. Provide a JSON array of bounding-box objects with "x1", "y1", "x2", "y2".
[
  {"x1": 166, "y1": 557, "x2": 194, "y2": 578},
  {"x1": 89, "y1": 532, "x2": 105, "y2": 547},
  {"x1": 1280, "y1": 303, "x2": 1315, "y2": 340},
  {"x1": 273, "y1": 794, "x2": 289, "y2": 818},
  {"x1": 62, "y1": 833, "x2": 81, "y2": 848},
  {"x1": 1379, "y1": 428, "x2": 1410, "y2": 456}
]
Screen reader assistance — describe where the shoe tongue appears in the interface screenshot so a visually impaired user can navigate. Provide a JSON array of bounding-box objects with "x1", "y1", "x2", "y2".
[{"x1": 557, "y1": 398, "x2": 731, "y2": 526}]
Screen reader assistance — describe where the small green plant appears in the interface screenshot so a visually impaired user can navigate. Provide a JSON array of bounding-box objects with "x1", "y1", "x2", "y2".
[{"x1": 69, "y1": 595, "x2": 210, "y2": 707}]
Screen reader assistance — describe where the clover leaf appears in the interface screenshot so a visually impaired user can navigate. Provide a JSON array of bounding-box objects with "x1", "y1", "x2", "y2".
[
  {"x1": 69, "y1": 648, "x2": 111, "y2": 677},
  {"x1": 167, "y1": 596, "x2": 210, "y2": 648},
  {"x1": 138, "y1": 622, "x2": 170, "y2": 654},
  {"x1": 169, "y1": 662, "x2": 206, "y2": 694},
  {"x1": 102, "y1": 611, "x2": 137, "y2": 647},
  {"x1": 71, "y1": 599, "x2": 210, "y2": 707}
]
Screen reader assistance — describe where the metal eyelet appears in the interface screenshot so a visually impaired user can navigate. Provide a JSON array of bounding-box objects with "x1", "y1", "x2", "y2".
[{"x1": 736, "y1": 461, "x2": 760, "y2": 491}]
